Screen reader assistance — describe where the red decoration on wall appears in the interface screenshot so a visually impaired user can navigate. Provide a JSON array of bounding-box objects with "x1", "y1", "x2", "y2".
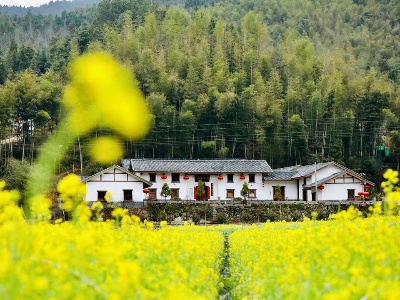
[
  {"x1": 183, "y1": 175, "x2": 189, "y2": 180},
  {"x1": 143, "y1": 188, "x2": 150, "y2": 194},
  {"x1": 358, "y1": 191, "x2": 369, "y2": 197},
  {"x1": 318, "y1": 185, "x2": 324, "y2": 190},
  {"x1": 240, "y1": 175, "x2": 245, "y2": 180},
  {"x1": 161, "y1": 174, "x2": 167, "y2": 180},
  {"x1": 218, "y1": 175, "x2": 224, "y2": 180}
]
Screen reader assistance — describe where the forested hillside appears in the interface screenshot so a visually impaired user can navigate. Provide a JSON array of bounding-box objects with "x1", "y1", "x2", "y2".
[
  {"x1": 0, "y1": 0, "x2": 101, "y2": 17},
  {"x1": 1, "y1": 0, "x2": 399, "y2": 187}
]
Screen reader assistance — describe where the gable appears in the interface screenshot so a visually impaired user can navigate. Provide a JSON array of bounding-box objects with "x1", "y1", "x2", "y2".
[{"x1": 83, "y1": 165, "x2": 151, "y2": 185}]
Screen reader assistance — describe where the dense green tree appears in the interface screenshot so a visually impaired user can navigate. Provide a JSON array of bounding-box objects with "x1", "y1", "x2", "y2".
[
  {"x1": 196, "y1": 180, "x2": 205, "y2": 201},
  {"x1": 240, "y1": 181, "x2": 249, "y2": 201},
  {"x1": 160, "y1": 182, "x2": 172, "y2": 200},
  {"x1": 288, "y1": 114, "x2": 308, "y2": 164},
  {"x1": 2, "y1": 158, "x2": 29, "y2": 194}
]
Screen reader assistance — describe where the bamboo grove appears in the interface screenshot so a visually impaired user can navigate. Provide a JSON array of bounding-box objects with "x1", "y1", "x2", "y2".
[{"x1": 1, "y1": 0, "x2": 400, "y2": 185}]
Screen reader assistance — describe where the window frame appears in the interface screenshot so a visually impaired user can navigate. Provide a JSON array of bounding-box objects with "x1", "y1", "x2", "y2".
[
  {"x1": 249, "y1": 174, "x2": 255, "y2": 183},
  {"x1": 347, "y1": 189, "x2": 355, "y2": 200},
  {"x1": 249, "y1": 189, "x2": 256, "y2": 198},
  {"x1": 123, "y1": 189, "x2": 133, "y2": 201},
  {"x1": 170, "y1": 188, "x2": 180, "y2": 199},
  {"x1": 149, "y1": 173, "x2": 156, "y2": 182},
  {"x1": 227, "y1": 174, "x2": 234, "y2": 183},
  {"x1": 97, "y1": 191, "x2": 107, "y2": 202},
  {"x1": 148, "y1": 188, "x2": 157, "y2": 200},
  {"x1": 171, "y1": 173, "x2": 180, "y2": 182},
  {"x1": 226, "y1": 189, "x2": 235, "y2": 198}
]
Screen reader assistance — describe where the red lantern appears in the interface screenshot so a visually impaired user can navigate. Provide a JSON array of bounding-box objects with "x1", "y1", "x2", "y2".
[
  {"x1": 318, "y1": 185, "x2": 324, "y2": 190},
  {"x1": 218, "y1": 175, "x2": 223, "y2": 180},
  {"x1": 183, "y1": 175, "x2": 189, "y2": 180},
  {"x1": 161, "y1": 174, "x2": 167, "y2": 180},
  {"x1": 240, "y1": 175, "x2": 245, "y2": 180},
  {"x1": 143, "y1": 188, "x2": 150, "y2": 194},
  {"x1": 363, "y1": 192, "x2": 369, "y2": 197},
  {"x1": 364, "y1": 185, "x2": 370, "y2": 190}
]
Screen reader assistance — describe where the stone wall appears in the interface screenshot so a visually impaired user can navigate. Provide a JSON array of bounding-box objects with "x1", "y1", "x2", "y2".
[{"x1": 98, "y1": 201, "x2": 374, "y2": 224}]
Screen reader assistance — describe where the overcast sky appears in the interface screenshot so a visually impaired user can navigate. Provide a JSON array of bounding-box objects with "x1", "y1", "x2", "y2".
[{"x1": 0, "y1": 0, "x2": 67, "y2": 7}]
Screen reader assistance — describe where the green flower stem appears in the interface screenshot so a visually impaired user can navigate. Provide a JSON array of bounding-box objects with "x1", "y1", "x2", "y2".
[{"x1": 26, "y1": 120, "x2": 78, "y2": 202}]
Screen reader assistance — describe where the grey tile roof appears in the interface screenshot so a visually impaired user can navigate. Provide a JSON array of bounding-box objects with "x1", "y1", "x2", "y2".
[
  {"x1": 291, "y1": 162, "x2": 333, "y2": 178},
  {"x1": 303, "y1": 172, "x2": 344, "y2": 188},
  {"x1": 264, "y1": 172, "x2": 294, "y2": 181},
  {"x1": 121, "y1": 159, "x2": 273, "y2": 173},
  {"x1": 274, "y1": 165, "x2": 300, "y2": 172}
]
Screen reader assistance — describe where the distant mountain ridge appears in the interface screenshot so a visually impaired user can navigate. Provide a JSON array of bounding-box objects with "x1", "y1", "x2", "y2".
[{"x1": 0, "y1": 0, "x2": 101, "y2": 16}]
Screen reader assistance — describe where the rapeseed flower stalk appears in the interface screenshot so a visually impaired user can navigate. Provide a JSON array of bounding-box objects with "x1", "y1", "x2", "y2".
[
  {"x1": 29, "y1": 195, "x2": 52, "y2": 221},
  {"x1": 57, "y1": 174, "x2": 91, "y2": 222},
  {"x1": 90, "y1": 201, "x2": 104, "y2": 221},
  {"x1": 380, "y1": 169, "x2": 400, "y2": 215},
  {"x1": 26, "y1": 52, "x2": 152, "y2": 212},
  {"x1": 0, "y1": 181, "x2": 23, "y2": 224}
]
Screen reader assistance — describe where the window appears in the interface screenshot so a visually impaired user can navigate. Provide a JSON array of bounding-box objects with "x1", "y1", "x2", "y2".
[
  {"x1": 97, "y1": 191, "x2": 107, "y2": 202},
  {"x1": 249, "y1": 174, "x2": 255, "y2": 183},
  {"x1": 195, "y1": 174, "x2": 210, "y2": 182},
  {"x1": 226, "y1": 189, "x2": 235, "y2": 198},
  {"x1": 348, "y1": 189, "x2": 355, "y2": 200},
  {"x1": 149, "y1": 173, "x2": 156, "y2": 182},
  {"x1": 171, "y1": 188, "x2": 180, "y2": 199},
  {"x1": 172, "y1": 173, "x2": 180, "y2": 182},
  {"x1": 149, "y1": 189, "x2": 157, "y2": 200},
  {"x1": 249, "y1": 189, "x2": 256, "y2": 198},
  {"x1": 227, "y1": 174, "x2": 234, "y2": 183},
  {"x1": 123, "y1": 190, "x2": 132, "y2": 201}
]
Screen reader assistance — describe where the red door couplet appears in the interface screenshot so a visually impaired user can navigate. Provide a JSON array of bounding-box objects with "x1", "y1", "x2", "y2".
[{"x1": 193, "y1": 184, "x2": 210, "y2": 200}]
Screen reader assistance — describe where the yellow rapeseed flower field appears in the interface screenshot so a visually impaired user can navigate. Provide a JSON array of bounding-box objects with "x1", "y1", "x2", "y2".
[
  {"x1": 2, "y1": 53, "x2": 399, "y2": 300},
  {"x1": 0, "y1": 203, "x2": 225, "y2": 299},
  {"x1": 228, "y1": 217, "x2": 400, "y2": 300}
]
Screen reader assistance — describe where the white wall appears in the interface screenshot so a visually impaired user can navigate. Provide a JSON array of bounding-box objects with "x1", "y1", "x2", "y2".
[
  {"x1": 85, "y1": 166, "x2": 369, "y2": 202},
  {"x1": 263, "y1": 181, "x2": 298, "y2": 200},
  {"x1": 315, "y1": 182, "x2": 364, "y2": 201},
  {"x1": 134, "y1": 172, "x2": 271, "y2": 200},
  {"x1": 85, "y1": 181, "x2": 145, "y2": 202},
  {"x1": 311, "y1": 165, "x2": 343, "y2": 182}
]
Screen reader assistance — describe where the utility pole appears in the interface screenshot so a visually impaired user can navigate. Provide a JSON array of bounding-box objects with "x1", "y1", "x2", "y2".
[{"x1": 315, "y1": 162, "x2": 318, "y2": 201}]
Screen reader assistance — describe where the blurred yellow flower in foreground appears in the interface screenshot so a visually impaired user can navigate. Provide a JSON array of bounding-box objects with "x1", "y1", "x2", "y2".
[
  {"x1": 63, "y1": 52, "x2": 152, "y2": 139},
  {"x1": 57, "y1": 174, "x2": 85, "y2": 199},
  {"x1": 89, "y1": 136, "x2": 123, "y2": 165}
]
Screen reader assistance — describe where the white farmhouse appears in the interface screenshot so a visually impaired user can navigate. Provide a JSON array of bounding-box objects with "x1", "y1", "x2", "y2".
[
  {"x1": 83, "y1": 159, "x2": 374, "y2": 203},
  {"x1": 265, "y1": 162, "x2": 374, "y2": 201},
  {"x1": 121, "y1": 159, "x2": 273, "y2": 201},
  {"x1": 83, "y1": 165, "x2": 152, "y2": 202}
]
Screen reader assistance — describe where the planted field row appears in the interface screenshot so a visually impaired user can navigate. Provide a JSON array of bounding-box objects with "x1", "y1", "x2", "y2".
[
  {"x1": 228, "y1": 217, "x2": 400, "y2": 299},
  {"x1": 0, "y1": 220, "x2": 224, "y2": 299}
]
